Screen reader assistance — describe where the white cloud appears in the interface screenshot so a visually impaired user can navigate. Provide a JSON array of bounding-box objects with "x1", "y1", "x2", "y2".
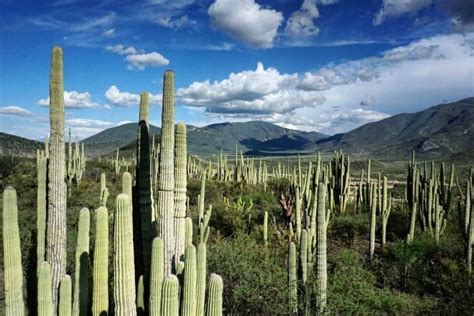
[
  {"x1": 126, "y1": 52, "x2": 170, "y2": 70},
  {"x1": 103, "y1": 28, "x2": 115, "y2": 37},
  {"x1": 373, "y1": 0, "x2": 432, "y2": 25},
  {"x1": 285, "y1": 0, "x2": 320, "y2": 37},
  {"x1": 105, "y1": 85, "x2": 162, "y2": 107},
  {"x1": 67, "y1": 118, "x2": 115, "y2": 128},
  {"x1": 155, "y1": 15, "x2": 196, "y2": 29},
  {"x1": 70, "y1": 12, "x2": 116, "y2": 32},
  {"x1": 0, "y1": 106, "x2": 34, "y2": 116},
  {"x1": 38, "y1": 91, "x2": 105, "y2": 109},
  {"x1": 106, "y1": 45, "x2": 138, "y2": 55},
  {"x1": 208, "y1": 0, "x2": 283, "y2": 48}
]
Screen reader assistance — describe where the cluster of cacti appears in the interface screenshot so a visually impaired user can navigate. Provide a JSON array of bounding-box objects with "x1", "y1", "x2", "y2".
[
  {"x1": 328, "y1": 150, "x2": 351, "y2": 214},
  {"x1": 458, "y1": 168, "x2": 473, "y2": 276},
  {"x1": 66, "y1": 127, "x2": 86, "y2": 191},
  {"x1": 99, "y1": 172, "x2": 109, "y2": 207}
]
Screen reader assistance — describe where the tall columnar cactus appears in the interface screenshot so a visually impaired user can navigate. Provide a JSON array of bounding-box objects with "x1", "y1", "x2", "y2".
[
  {"x1": 381, "y1": 177, "x2": 392, "y2": 247},
  {"x1": 137, "y1": 275, "x2": 145, "y2": 314},
  {"x1": 369, "y1": 184, "x2": 377, "y2": 263},
  {"x1": 263, "y1": 211, "x2": 268, "y2": 246},
  {"x1": 407, "y1": 152, "x2": 418, "y2": 244},
  {"x1": 157, "y1": 70, "x2": 176, "y2": 274},
  {"x1": 161, "y1": 275, "x2": 180, "y2": 316},
  {"x1": 288, "y1": 242, "x2": 297, "y2": 313},
  {"x1": 300, "y1": 229, "x2": 308, "y2": 284},
  {"x1": 114, "y1": 194, "x2": 137, "y2": 316},
  {"x1": 149, "y1": 238, "x2": 164, "y2": 315},
  {"x1": 206, "y1": 274, "x2": 223, "y2": 316},
  {"x1": 185, "y1": 217, "x2": 193, "y2": 246},
  {"x1": 182, "y1": 244, "x2": 197, "y2": 316},
  {"x1": 100, "y1": 173, "x2": 108, "y2": 207},
  {"x1": 47, "y1": 46, "x2": 68, "y2": 312},
  {"x1": 175, "y1": 122, "x2": 188, "y2": 265},
  {"x1": 37, "y1": 153, "x2": 47, "y2": 269},
  {"x1": 59, "y1": 275, "x2": 72, "y2": 316},
  {"x1": 468, "y1": 183, "x2": 473, "y2": 276},
  {"x1": 316, "y1": 183, "x2": 329, "y2": 314},
  {"x1": 92, "y1": 207, "x2": 109, "y2": 316},
  {"x1": 73, "y1": 208, "x2": 90, "y2": 316},
  {"x1": 196, "y1": 242, "x2": 207, "y2": 316},
  {"x1": 38, "y1": 262, "x2": 53, "y2": 316},
  {"x1": 3, "y1": 187, "x2": 25, "y2": 316}
]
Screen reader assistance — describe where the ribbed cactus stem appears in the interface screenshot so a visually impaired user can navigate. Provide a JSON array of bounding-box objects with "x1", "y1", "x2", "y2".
[
  {"x1": 149, "y1": 238, "x2": 164, "y2": 315},
  {"x1": 92, "y1": 207, "x2": 109, "y2": 316},
  {"x1": 263, "y1": 211, "x2": 268, "y2": 246},
  {"x1": 59, "y1": 275, "x2": 72, "y2": 316},
  {"x1": 381, "y1": 177, "x2": 391, "y2": 247},
  {"x1": 38, "y1": 262, "x2": 53, "y2": 316},
  {"x1": 73, "y1": 208, "x2": 90, "y2": 316},
  {"x1": 206, "y1": 274, "x2": 223, "y2": 316},
  {"x1": 161, "y1": 275, "x2": 180, "y2": 316},
  {"x1": 182, "y1": 244, "x2": 197, "y2": 316},
  {"x1": 175, "y1": 122, "x2": 188, "y2": 265},
  {"x1": 288, "y1": 242, "x2": 297, "y2": 313},
  {"x1": 114, "y1": 194, "x2": 137, "y2": 316},
  {"x1": 37, "y1": 154, "x2": 47, "y2": 269},
  {"x1": 185, "y1": 217, "x2": 193, "y2": 246},
  {"x1": 196, "y1": 242, "x2": 207, "y2": 316},
  {"x1": 316, "y1": 183, "x2": 328, "y2": 313},
  {"x1": 47, "y1": 46, "x2": 67, "y2": 313},
  {"x1": 300, "y1": 229, "x2": 308, "y2": 284},
  {"x1": 3, "y1": 187, "x2": 25, "y2": 316},
  {"x1": 158, "y1": 70, "x2": 176, "y2": 274},
  {"x1": 100, "y1": 173, "x2": 108, "y2": 207},
  {"x1": 137, "y1": 275, "x2": 145, "y2": 314}
]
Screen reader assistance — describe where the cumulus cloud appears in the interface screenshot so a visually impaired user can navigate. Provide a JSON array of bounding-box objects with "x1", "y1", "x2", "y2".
[
  {"x1": 208, "y1": 0, "x2": 283, "y2": 48},
  {"x1": 106, "y1": 45, "x2": 169, "y2": 70},
  {"x1": 0, "y1": 106, "x2": 34, "y2": 116},
  {"x1": 105, "y1": 85, "x2": 162, "y2": 107},
  {"x1": 285, "y1": 0, "x2": 320, "y2": 37},
  {"x1": 373, "y1": 0, "x2": 432, "y2": 25},
  {"x1": 38, "y1": 91, "x2": 106, "y2": 109}
]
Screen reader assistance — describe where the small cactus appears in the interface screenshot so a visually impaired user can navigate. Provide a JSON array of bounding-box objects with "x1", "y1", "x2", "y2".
[
  {"x1": 149, "y1": 238, "x2": 164, "y2": 315},
  {"x1": 196, "y1": 242, "x2": 207, "y2": 316},
  {"x1": 206, "y1": 274, "x2": 223, "y2": 316},
  {"x1": 182, "y1": 244, "x2": 197, "y2": 316},
  {"x1": 92, "y1": 207, "x2": 109, "y2": 316},
  {"x1": 38, "y1": 262, "x2": 53, "y2": 316},
  {"x1": 161, "y1": 275, "x2": 180, "y2": 316},
  {"x1": 73, "y1": 208, "x2": 90, "y2": 316},
  {"x1": 59, "y1": 275, "x2": 72, "y2": 316}
]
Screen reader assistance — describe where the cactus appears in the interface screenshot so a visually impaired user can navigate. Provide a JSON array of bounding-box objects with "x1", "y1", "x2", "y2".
[
  {"x1": 263, "y1": 211, "x2": 268, "y2": 246},
  {"x1": 149, "y1": 238, "x2": 164, "y2": 315},
  {"x1": 3, "y1": 187, "x2": 25, "y2": 316},
  {"x1": 92, "y1": 207, "x2": 109, "y2": 316},
  {"x1": 37, "y1": 153, "x2": 47, "y2": 269},
  {"x1": 137, "y1": 275, "x2": 145, "y2": 314},
  {"x1": 59, "y1": 275, "x2": 72, "y2": 316},
  {"x1": 114, "y1": 194, "x2": 137, "y2": 316},
  {"x1": 468, "y1": 185, "x2": 473, "y2": 276},
  {"x1": 206, "y1": 274, "x2": 223, "y2": 316},
  {"x1": 196, "y1": 242, "x2": 207, "y2": 316},
  {"x1": 73, "y1": 208, "x2": 90, "y2": 316},
  {"x1": 175, "y1": 122, "x2": 188, "y2": 265},
  {"x1": 407, "y1": 152, "x2": 418, "y2": 244},
  {"x1": 157, "y1": 70, "x2": 176, "y2": 274},
  {"x1": 185, "y1": 217, "x2": 194, "y2": 246},
  {"x1": 300, "y1": 229, "x2": 308, "y2": 284},
  {"x1": 161, "y1": 275, "x2": 180, "y2": 316},
  {"x1": 369, "y1": 183, "x2": 377, "y2": 263},
  {"x1": 381, "y1": 177, "x2": 392, "y2": 247},
  {"x1": 47, "y1": 46, "x2": 68, "y2": 312},
  {"x1": 38, "y1": 262, "x2": 53, "y2": 316},
  {"x1": 100, "y1": 173, "x2": 108, "y2": 207},
  {"x1": 288, "y1": 242, "x2": 297, "y2": 313},
  {"x1": 182, "y1": 244, "x2": 197, "y2": 316},
  {"x1": 316, "y1": 183, "x2": 328, "y2": 313}
]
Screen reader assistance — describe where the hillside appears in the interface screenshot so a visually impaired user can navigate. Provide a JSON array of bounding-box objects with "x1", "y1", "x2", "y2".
[
  {"x1": 310, "y1": 97, "x2": 474, "y2": 158},
  {"x1": 0, "y1": 132, "x2": 42, "y2": 157}
]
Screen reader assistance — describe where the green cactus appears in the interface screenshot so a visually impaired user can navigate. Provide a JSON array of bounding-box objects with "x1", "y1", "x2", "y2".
[
  {"x1": 369, "y1": 183, "x2": 377, "y2": 263},
  {"x1": 137, "y1": 275, "x2": 145, "y2": 314},
  {"x1": 59, "y1": 275, "x2": 72, "y2": 316},
  {"x1": 150, "y1": 238, "x2": 164, "y2": 315},
  {"x1": 288, "y1": 242, "x2": 297, "y2": 313},
  {"x1": 263, "y1": 211, "x2": 268, "y2": 246},
  {"x1": 73, "y1": 208, "x2": 90, "y2": 316},
  {"x1": 114, "y1": 194, "x2": 137, "y2": 315},
  {"x1": 182, "y1": 244, "x2": 197, "y2": 316},
  {"x1": 300, "y1": 229, "x2": 308, "y2": 284},
  {"x1": 185, "y1": 217, "x2": 193, "y2": 246},
  {"x1": 3, "y1": 187, "x2": 25, "y2": 316},
  {"x1": 206, "y1": 274, "x2": 223, "y2": 316},
  {"x1": 157, "y1": 70, "x2": 176, "y2": 274},
  {"x1": 47, "y1": 46, "x2": 68, "y2": 311},
  {"x1": 92, "y1": 207, "x2": 109, "y2": 316},
  {"x1": 196, "y1": 242, "x2": 207, "y2": 316},
  {"x1": 175, "y1": 122, "x2": 188, "y2": 265},
  {"x1": 161, "y1": 275, "x2": 180, "y2": 316},
  {"x1": 37, "y1": 153, "x2": 47, "y2": 270},
  {"x1": 381, "y1": 177, "x2": 392, "y2": 247},
  {"x1": 38, "y1": 262, "x2": 53, "y2": 316},
  {"x1": 100, "y1": 173, "x2": 108, "y2": 207},
  {"x1": 316, "y1": 183, "x2": 328, "y2": 313}
]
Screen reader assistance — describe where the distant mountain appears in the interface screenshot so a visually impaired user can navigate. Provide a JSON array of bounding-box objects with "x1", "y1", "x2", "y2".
[
  {"x1": 310, "y1": 97, "x2": 474, "y2": 158},
  {"x1": 0, "y1": 132, "x2": 42, "y2": 157}
]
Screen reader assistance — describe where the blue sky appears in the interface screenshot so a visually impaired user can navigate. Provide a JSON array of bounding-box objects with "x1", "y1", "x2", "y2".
[{"x1": 0, "y1": 0, "x2": 473, "y2": 139}]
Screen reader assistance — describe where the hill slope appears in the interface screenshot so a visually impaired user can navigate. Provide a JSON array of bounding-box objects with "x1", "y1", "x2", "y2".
[
  {"x1": 0, "y1": 132, "x2": 43, "y2": 157},
  {"x1": 310, "y1": 97, "x2": 474, "y2": 158}
]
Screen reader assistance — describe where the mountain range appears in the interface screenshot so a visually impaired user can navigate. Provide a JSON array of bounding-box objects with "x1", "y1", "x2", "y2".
[{"x1": 1, "y1": 97, "x2": 473, "y2": 159}]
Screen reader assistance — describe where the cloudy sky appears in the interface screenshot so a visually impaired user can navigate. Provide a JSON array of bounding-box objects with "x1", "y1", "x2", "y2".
[{"x1": 0, "y1": 0, "x2": 473, "y2": 139}]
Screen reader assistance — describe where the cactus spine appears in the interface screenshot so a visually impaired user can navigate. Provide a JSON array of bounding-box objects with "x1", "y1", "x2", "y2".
[
  {"x1": 157, "y1": 70, "x2": 176, "y2": 274},
  {"x1": 114, "y1": 194, "x2": 137, "y2": 315},
  {"x1": 73, "y1": 208, "x2": 90, "y2": 316},
  {"x1": 59, "y1": 275, "x2": 72, "y2": 316},
  {"x1": 3, "y1": 187, "x2": 25, "y2": 316},
  {"x1": 316, "y1": 183, "x2": 328, "y2": 313},
  {"x1": 92, "y1": 207, "x2": 109, "y2": 316},
  {"x1": 38, "y1": 262, "x2": 53, "y2": 316},
  {"x1": 150, "y1": 238, "x2": 164, "y2": 315},
  {"x1": 206, "y1": 274, "x2": 223, "y2": 316},
  {"x1": 161, "y1": 275, "x2": 180, "y2": 316},
  {"x1": 175, "y1": 123, "x2": 188, "y2": 265},
  {"x1": 196, "y1": 242, "x2": 207, "y2": 316},
  {"x1": 182, "y1": 244, "x2": 197, "y2": 316},
  {"x1": 47, "y1": 46, "x2": 68, "y2": 312}
]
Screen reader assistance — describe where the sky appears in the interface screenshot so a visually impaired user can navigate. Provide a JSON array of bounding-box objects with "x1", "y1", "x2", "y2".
[{"x1": 0, "y1": 0, "x2": 473, "y2": 140}]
